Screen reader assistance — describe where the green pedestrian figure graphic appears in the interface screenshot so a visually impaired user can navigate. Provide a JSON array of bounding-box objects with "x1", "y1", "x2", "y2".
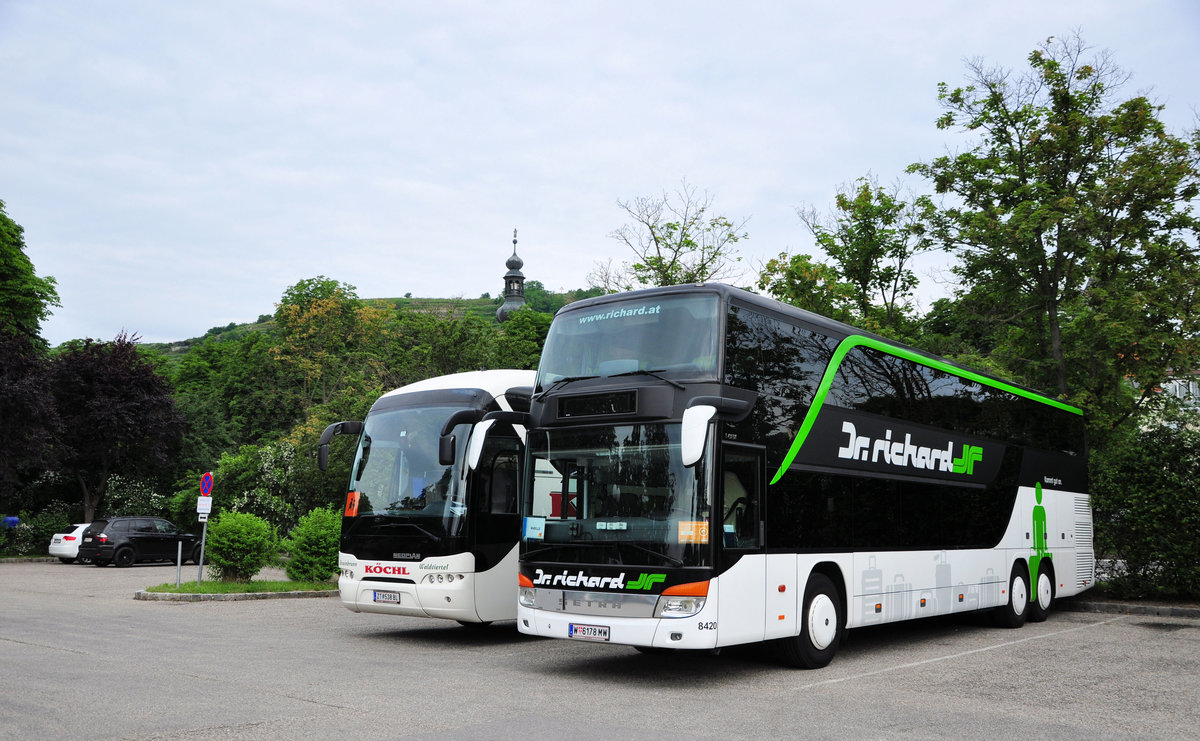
[{"x1": 1030, "y1": 483, "x2": 1050, "y2": 586}]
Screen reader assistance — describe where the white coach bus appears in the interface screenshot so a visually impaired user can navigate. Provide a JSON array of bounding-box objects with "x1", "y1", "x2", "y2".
[{"x1": 319, "y1": 370, "x2": 535, "y2": 626}]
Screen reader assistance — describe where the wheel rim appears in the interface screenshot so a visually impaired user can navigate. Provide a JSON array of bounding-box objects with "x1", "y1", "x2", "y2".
[
  {"x1": 116, "y1": 550, "x2": 133, "y2": 566},
  {"x1": 1037, "y1": 572, "x2": 1053, "y2": 610},
  {"x1": 1011, "y1": 574, "x2": 1027, "y2": 615},
  {"x1": 807, "y1": 593, "x2": 838, "y2": 650}
]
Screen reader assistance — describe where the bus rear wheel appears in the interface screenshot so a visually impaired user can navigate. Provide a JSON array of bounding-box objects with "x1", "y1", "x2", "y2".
[
  {"x1": 781, "y1": 573, "x2": 843, "y2": 669},
  {"x1": 994, "y1": 563, "x2": 1029, "y2": 629},
  {"x1": 1028, "y1": 566, "x2": 1055, "y2": 623}
]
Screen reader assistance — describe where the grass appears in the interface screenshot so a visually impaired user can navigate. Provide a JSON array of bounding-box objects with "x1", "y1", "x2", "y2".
[{"x1": 145, "y1": 579, "x2": 338, "y2": 594}]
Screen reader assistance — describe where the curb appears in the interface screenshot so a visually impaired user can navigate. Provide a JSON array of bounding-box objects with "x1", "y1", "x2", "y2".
[
  {"x1": 134, "y1": 589, "x2": 340, "y2": 602},
  {"x1": 1058, "y1": 598, "x2": 1200, "y2": 619}
]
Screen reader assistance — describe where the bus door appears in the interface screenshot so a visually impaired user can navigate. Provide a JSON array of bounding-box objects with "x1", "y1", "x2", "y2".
[{"x1": 716, "y1": 444, "x2": 769, "y2": 645}]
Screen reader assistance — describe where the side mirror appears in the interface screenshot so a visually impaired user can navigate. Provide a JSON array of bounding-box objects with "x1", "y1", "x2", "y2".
[
  {"x1": 681, "y1": 405, "x2": 717, "y2": 467},
  {"x1": 317, "y1": 421, "x2": 364, "y2": 472},
  {"x1": 438, "y1": 409, "x2": 487, "y2": 466},
  {"x1": 438, "y1": 434, "x2": 457, "y2": 467}
]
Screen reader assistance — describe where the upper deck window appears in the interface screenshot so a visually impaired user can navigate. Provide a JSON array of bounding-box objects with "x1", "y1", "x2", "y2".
[{"x1": 537, "y1": 295, "x2": 721, "y2": 389}]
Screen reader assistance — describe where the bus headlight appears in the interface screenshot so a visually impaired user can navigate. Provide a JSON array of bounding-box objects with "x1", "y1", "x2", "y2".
[
  {"x1": 653, "y1": 595, "x2": 706, "y2": 618},
  {"x1": 519, "y1": 588, "x2": 537, "y2": 608},
  {"x1": 653, "y1": 580, "x2": 710, "y2": 618}
]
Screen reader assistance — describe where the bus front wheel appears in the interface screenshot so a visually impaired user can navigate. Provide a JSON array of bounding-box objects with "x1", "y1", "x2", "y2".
[
  {"x1": 994, "y1": 563, "x2": 1030, "y2": 629},
  {"x1": 781, "y1": 573, "x2": 844, "y2": 669}
]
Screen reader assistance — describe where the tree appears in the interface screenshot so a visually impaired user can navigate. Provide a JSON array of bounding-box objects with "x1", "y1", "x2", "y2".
[
  {"x1": 908, "y1": 34, "x2": 1200, "y2": 433},
  {"x1": 794, "y1": 177, "x2": 934, "y2": 336},
  {"x1": 0, "y1": 199, "x2": 60, "y2": 346},
  {"x1": 0, "y1": 334, "x2": 58, "y2": 497},
  {"x1": 273, "y1": 276, "x2": 390, "y2": 406},
  {"x1": 756, "y1": 253, "x2": 856, "y2": 324},
  {"x1": 592, "y1": 180, "x2": 749, "y2": 291},
  {"x1": 49, "y1": 333, "x2": 185, "y2": 521},
  {"x1": 492, "y1": 307, "x2": 552, "y2": 370}
]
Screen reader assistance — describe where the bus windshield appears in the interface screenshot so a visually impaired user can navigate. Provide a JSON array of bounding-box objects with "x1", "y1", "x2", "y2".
[
  {"x1": 522, "y1": 423, "x2": 710, "y2": 568},
  {"x1": 536, "y1": 294, "x2": 720, "y2": 389},
  {"x1": 342, "y1": 404, "x2": 470, "y2": 555}
]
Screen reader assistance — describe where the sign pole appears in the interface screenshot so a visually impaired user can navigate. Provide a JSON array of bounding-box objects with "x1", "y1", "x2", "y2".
[
  {"x1": 197, "y1": 520, "x2": 208, "y2": 584},
  {"x1": 197, "y1": 471, "x2": 214, "y2": 584}
]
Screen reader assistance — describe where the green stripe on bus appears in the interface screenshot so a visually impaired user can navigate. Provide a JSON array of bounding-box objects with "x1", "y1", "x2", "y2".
[{"x1": 768, "y1": 335, "x2": 1082, "y2": 485}]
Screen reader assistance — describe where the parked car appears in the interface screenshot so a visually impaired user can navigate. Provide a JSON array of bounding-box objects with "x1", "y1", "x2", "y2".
[
  {"x1": 49, "y1": 523, "x2": 91, "y2": 564},
  {"x1": 78, "y1": 517, "x2": 202, "y2": 567}
]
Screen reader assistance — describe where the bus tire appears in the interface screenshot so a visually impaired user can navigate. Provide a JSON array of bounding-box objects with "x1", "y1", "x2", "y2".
[
  {"x1": 1028, "y1": 564, "x2": 1055, "y2": 623},
  {"x1": 781, "y1": 573, "x2": 843, "y2": 669},
  {"x1": 994, "y1": 563, "x2": 1029, "y2": 629}
]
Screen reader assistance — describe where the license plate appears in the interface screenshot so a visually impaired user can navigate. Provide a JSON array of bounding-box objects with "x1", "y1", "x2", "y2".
[
  {"x1": 373, "y1": 591, "x2": 400, "y2": 604},
  {"x1": 568, "y1": 623, "x2": 610, "y2": 642},
  {"x1": 52, "y1": 537, "x2": 62, "y2": 544},
  {"x1": 83, "y1": 537, "x2": 92, "y2": 543}
]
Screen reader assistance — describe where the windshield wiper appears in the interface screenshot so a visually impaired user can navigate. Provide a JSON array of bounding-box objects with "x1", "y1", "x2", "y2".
[
  {"x1": 536, "y1": 375, "x2": 599, "y2": 398},
  {"x1": 524, "y1": 540, "x2": 683, "y2": 567},
  {"x1": 608, "y1": 368, "x2": 685, "y2": 390},
  {"x1": 353, "y1": 433, "x2": 372, "y2": 482},
  {"x1": 368, "y1": 522, "x2": 443, "y2": 543},
  {"x1": 617, "y1": 541, "x2": 684, "y2": 567}
]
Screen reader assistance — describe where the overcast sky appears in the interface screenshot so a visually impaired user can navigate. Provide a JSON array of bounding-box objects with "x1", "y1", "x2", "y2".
[{"x1": 3, "y1": 1, "x2": 1198, "y2": 347}]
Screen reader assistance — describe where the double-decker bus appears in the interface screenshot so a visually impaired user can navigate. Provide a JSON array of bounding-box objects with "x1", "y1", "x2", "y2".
[
  {"x1": 515, "y1": 284, "x2": 1092, "y2": 667},
  {"x1": 319, "y1": 370, "x2": 535, "y2": 626}
]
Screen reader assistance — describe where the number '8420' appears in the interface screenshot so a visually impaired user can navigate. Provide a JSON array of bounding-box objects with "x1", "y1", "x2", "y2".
[{"x1": 697, "y1": 621, "x2": 717, "y2": 631}]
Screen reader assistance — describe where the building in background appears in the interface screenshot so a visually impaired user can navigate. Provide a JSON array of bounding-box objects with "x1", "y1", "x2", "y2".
[{"x1": 496, "y1": 229, "x2": 527, "y2": 323}]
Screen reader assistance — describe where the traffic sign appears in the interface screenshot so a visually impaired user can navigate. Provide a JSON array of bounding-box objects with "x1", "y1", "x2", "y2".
[
  {"x1": 200, "y1": 471, "x2": 214, "y2": 496},
  {"x1": 196, "y1": 496, "x2": 212, "y2": 515},
  {"x1": 198, "y1": 512, "x2": 209, "y2": 523}
]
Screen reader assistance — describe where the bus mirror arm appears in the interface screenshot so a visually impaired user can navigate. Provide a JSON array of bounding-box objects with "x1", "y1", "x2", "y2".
[
  {"x1": 317, "y1": 420, "x2": 364, "y2": 472},
  {"x1": 686, "y1": 396, "x2": 753, "y2": 421},
  {"x1": 438, "y1": 409, "x2": 487, "y2": 466}
]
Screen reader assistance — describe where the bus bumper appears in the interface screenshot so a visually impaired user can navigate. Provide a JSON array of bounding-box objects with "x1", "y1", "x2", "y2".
[{"x1": 516, "y1": 603, "x2": 719, "y2": 650}]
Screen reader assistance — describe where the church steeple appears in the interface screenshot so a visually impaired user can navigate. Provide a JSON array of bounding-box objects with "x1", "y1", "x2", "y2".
[{"x1": 496, "y1": 228, "x2": 527, "y2": 322}]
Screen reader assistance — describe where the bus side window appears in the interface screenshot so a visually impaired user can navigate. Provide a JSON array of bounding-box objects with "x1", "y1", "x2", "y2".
[
  {"x1": 722, "y1": 447, "x2": 763, "y2": 549},
  {"x1": 489, "y1": 452, "x2": 519, "y2": 514}
]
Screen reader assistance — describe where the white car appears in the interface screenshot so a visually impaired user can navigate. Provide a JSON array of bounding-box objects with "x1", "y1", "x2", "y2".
[{"x1": 49, "y1": 524, "x2": 91, "y2": 564}]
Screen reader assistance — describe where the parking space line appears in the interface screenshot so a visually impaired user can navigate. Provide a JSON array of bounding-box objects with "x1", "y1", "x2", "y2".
[{"x1": 790, "y1": 616, "x2": 1128, "y2": 690}]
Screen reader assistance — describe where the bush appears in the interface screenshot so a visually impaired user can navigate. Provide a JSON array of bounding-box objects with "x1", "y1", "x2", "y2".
[
  {"x1": 102, "y1": 475, "x2": 169, "y2": 518},
  {"x1": 284, "y1": 506, "x2": 341, "y2": 582},
  {"x1": 1091, "y1": 416, "x2": 1200, "y2": 599},
  {"x1": 204, "y1": 511, "x2": 277, "y2": 582},
  {"x1": 6, "y1": 507, "x2": 71, "y2": 556}
]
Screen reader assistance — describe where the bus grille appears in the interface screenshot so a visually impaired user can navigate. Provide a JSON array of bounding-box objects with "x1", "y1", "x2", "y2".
[{"x1": 1075, "y1": 496, "x2": 1094, "y2": 588}]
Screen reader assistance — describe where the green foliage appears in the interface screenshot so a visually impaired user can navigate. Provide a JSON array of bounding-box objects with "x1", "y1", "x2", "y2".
[
  {"x1": 757, "y1": 253, "x2": 856, "y2": 324},
  {"x1": 167, "y1": 489, "x2": 202, "y2": 531},
  {"x1": 101, "y1": 475, "x2": 170, "y2": 518},
  {"x1": 214, "y1": 443, "x2": 299, "y2": 532},
  {"x1": 4, "y1": 507, "x2": 71, "y2": 556},
  {"x1": 388, "y1": 309, "x2": 496, "y2": 386},
  {"x1": 1090, "y1": 410, "x2": 1200, "y2": 599},
  {"x1": 0, "y1": 199, "x2": 60, "y2": 346},
  {"x1": 492, "y1": 307, "x2": 552, "y2": 370},
  {"x1": 283, "y1": 506, "x2": 341, "y2": 582},
  {"x1": 204, "y1": 511, "x2": 277, "y2": 582},
  {"x1": 791, "y1": 177, "x2": 933, "y2": 339}
]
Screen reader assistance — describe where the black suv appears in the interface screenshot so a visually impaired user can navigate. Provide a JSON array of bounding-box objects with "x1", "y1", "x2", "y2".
[{"x1": 78, "y1": 517, "x2": 202, "y2": 567}]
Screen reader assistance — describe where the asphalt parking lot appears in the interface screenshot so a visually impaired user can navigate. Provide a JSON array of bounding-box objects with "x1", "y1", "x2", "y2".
[{"x1": 2, "y1": 560, "x2": 1198, "y2": 740}]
